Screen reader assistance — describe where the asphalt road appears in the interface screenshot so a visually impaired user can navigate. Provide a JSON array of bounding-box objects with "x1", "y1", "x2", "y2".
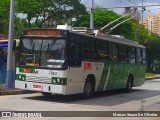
[{"x1": 0, "y1": 79, "x2": 160, "y2": 120}]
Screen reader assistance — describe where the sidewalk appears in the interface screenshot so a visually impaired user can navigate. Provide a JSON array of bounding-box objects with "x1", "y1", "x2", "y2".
[
  {"x1": 0, "y1": 89, "x2": 37, "y2": 95},
  {"x1": 145, "y1": 74, "x2": 160, "y2": 80}
]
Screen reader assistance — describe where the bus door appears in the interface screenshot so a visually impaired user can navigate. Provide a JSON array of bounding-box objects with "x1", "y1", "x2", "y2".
[{"x1": 67, "y1": 41, "x2": 84, "y2": 94}]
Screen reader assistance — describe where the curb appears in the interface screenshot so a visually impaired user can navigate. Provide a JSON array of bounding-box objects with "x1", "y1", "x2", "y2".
[
  {"x1": 145, "y1": 77, "x2": 160, "y2": 80},
  {"x1": 0, "y1": 89, "x2": 37, "y2": 95}
]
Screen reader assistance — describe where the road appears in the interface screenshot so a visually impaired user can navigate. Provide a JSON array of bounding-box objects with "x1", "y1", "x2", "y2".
[{"x1": 0, "y1": 79, "x2": 160, "y2": 120}]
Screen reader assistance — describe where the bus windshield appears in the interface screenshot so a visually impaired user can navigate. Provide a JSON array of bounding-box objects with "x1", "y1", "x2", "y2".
[{"x1": 18, "y1": 38, "x2": 67, "y2": 68}]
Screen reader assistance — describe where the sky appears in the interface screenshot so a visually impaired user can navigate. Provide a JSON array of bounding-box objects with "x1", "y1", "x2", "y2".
[{"x1": 81, "y1": 0, "x2": 160, "y2": 21}]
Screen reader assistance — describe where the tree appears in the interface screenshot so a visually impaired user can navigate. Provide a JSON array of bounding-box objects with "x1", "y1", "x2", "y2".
[
  {"x1": 14, "y1": 17, "x2": 28, "y2": 37},
  {"x1": 0, "y1": 0, "x2": 29, "y2": 37},
  {"x1": 0, "y1": 0, "x2": 10, "y2": 35},
  {"x1": 16, "y1": 0, "x2": 86, "y2": 28},
  {"x1": 16, "y1": 0, "x2": 44, "y2": 28}
]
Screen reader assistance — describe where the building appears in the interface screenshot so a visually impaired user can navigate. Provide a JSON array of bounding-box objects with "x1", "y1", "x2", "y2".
[{"x1": 143, "y1": 13, "x2": 160, "y2": 35}]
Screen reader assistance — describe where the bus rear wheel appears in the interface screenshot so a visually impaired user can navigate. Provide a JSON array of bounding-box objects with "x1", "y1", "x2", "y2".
[
  {"x1": 41, "y1": 92, "x2": 52, "y2": 96},
  {"x1": 125, "y1": 76, "x2": 133, "y2": 92},
  {"x1": 83, "y1": 79, "x2": 95, "y2": 98}
]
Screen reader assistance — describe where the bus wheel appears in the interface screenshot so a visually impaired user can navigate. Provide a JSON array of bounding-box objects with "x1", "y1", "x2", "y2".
[
  {"x1": 83, "y1": 79, "x2": 95, "y2": 98},
  {"x1": 41, "y1": 92, "x2": 52, "y2": 96},
  {"x1": 125, "y1": 76, "x2": 133, "y2": 92}
]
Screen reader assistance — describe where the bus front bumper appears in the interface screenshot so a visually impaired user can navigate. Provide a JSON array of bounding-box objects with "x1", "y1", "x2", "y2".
[{"x1": 15, "y1": 80, "x2": 66, "y2": 95}]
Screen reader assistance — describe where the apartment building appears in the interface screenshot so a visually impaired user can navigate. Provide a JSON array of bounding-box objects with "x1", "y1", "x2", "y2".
[{"x1": 143, "y1": 13, "x2": 160, "y2": 35}]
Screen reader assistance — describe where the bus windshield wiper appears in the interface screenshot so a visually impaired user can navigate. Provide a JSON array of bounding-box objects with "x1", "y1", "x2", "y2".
[
  {"x1": 32, "y1": 42, "x2": 36, "y2": 63},
  {"x1": 38, "y1": 39, "x2": 44, "y2": 65}
]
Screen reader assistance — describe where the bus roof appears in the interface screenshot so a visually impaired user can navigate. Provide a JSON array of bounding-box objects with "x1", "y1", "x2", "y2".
[{"x1": 70, "y1": 31, "x2": 145, "y2": 49}]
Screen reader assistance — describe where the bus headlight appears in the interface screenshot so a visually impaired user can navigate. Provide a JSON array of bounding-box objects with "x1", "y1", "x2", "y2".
[
  {"x1": 16, "y1": 74, "x2": 26, "y2": 81},
  {"x1": 19, "y1": 75, "x2": 22, "y2": 80},
  {"x1": 51, "y1": 77, "x2": 67, "y2": 85},
  {"x1": 57, "y1": 78, "x2": 60, "y2": 83},
  {"x1": 52, "y1": 79, "x2": 56, "y2": 83}
]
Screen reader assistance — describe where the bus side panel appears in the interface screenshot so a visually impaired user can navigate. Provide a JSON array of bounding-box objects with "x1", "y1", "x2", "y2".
[
  {"x1": 66, "y1": 61, "x2": 145, "y2": 94},
  {"x1": 132, "y1": 64, "x2": 145, "y2": 87},
  {"x1": 65, "y1": 66, "x2": 84, "y2": 95},
  {"x1": 66, "y1": 61, "x2": 104, "y2": 95},
  {"x1": 96, "y1": 62, "x2": 145, "y2": 91}
]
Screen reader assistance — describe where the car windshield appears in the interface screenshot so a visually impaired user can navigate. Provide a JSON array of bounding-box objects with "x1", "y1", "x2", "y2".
[{"x1": 18, "y1": 38, "x2": 67, "y2": 68}]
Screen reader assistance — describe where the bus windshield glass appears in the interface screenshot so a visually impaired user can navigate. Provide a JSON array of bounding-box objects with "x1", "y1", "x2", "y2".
[{"x1": 18, "y1": 38, "x2": 66, "y2": 68}]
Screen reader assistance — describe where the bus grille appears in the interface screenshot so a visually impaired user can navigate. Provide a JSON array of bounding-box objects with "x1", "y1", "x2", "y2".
[{"x1": 26, "y1": 76, "x2": 51, "y2": 84}]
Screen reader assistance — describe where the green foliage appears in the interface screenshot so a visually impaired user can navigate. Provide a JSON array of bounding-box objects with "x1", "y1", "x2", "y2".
[
  {"x1": 14, "y1": 17, "x2": 28, "y2": 37},
  {"x1": 0, "y1": 0, "x2": 86, "y2": 37},
  {"x1": 74, "y1": 9, "x2": 121, "y2": 29},
  {"x1": 144, "y1": 40, "x2": 160, "y2": 72},
  {"x1": 0, "y1": 0, "x2": 10, "y2": 34},
  {"x1": 16, "y1": 0, "x2": 86, "y2": 28}
]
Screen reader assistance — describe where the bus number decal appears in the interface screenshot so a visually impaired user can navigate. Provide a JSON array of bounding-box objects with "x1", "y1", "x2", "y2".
[
  {"x1": 49, "y1": 71, "x2": 57, "y2": 76},
  {"x1": 84, "y1": 63, "x2": 92, "y2": 70}
]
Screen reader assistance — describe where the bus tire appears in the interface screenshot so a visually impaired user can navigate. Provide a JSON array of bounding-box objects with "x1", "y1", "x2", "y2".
[
  {"x1": 125, "y1": 76, "x2": 133, "y2": 92},
  {"x1": 41, "y1": 92, "x2": 52, "y2": 96},
  {"x1": 83, "y1": 79, "x2": 95, "y2": 98}
]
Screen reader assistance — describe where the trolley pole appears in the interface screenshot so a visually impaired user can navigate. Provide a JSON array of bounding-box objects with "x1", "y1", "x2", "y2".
[
  {"x1": 6, "y1": 0, "x2": 15, "y2": 89},
  {"x1": 90, "y1": 0, "x2": 94, "y2": 31}
]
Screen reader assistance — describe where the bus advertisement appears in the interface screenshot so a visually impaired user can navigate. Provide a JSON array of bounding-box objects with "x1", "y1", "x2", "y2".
[{"x1": 15, "y1": 29, "x2": 146, "y2": 98}]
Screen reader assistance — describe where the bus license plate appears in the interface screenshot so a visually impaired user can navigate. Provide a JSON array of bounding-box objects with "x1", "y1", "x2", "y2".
[{"x1": 32, "y1": 84, "x2": 42, "y2": 90}]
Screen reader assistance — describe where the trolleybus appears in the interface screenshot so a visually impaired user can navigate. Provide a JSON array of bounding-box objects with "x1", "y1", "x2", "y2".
[{"x1": 15, "y1": 28, "x2": 146, "y2": 98}]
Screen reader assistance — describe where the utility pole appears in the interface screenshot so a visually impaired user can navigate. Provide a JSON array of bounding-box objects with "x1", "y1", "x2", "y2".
[
  {"x1": 142, "y1": 0, "x2": 144, "y2": 25},
  {"x1": 90, "y1": 0, "x2": 94, "y2": 31},
  {"x1": 6, "y1": 0, "x2": 15, "y2": 89}
]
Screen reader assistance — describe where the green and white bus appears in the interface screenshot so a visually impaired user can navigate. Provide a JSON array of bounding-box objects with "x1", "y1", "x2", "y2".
[{"x1": 15, "y1": 28, "x2": 146, "y2": 98}]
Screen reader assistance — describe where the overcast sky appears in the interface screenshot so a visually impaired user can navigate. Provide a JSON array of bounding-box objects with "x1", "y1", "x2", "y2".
[{"x1": 81, "y1": 0, "x2": 160, "y2": 21}]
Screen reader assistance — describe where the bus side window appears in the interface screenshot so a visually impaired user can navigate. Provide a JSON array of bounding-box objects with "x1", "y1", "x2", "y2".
[
  {"x1": 83, "y1": 39, "x2": 96, "y2": 60},
  {"x1": 96, "y1": 40, "x2": 109, "y2": 61},
  {"x1": 136, "y1": 48, "x2": 142, "y2": 63},
  {"x1": 70, "y1": 42, "x2": 81, "y2": 67},
  {"x1": 118, "y1": 45, "x2": 127, "y2": 62},
  {"x1": 127, "y1": 47, "x2": 136, "y2": 63},
  {"x1": 109, "y1": 43, "x2": 118, "y2": 61},
  {"x1": 142, "y1": 48, "x2": 146, "y2": 64}
]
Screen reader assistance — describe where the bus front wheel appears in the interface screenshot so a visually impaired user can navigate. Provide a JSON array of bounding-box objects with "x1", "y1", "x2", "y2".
[
  {"x1": 83, "y1": 79, "x2": 95, "y2": 98},
  {"x1": 125, "y1": 76, "x2": 133, "y2": 92}
]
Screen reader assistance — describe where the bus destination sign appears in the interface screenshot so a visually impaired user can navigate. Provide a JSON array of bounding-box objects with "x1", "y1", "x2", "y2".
[{"x1": 26, "y1": 30, "x2": 62, "y2": 37}]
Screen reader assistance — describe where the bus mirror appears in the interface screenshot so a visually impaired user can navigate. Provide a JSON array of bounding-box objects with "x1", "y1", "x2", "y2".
[{"x1": 13, "y1": 40, "x2": 16, "y2": 50}]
